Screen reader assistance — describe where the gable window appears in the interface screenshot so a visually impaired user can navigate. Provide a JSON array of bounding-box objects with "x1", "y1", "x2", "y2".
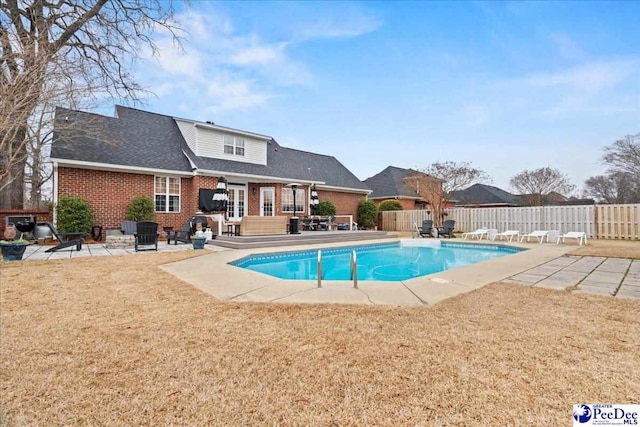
[
  {"x1": 155, "y1": 176, "x2": 180, "y2": 212},
  {"x1": 281, "y1": 188, "x2": 305, "y2": 213},
  {"x1": 223, "y1": 135, "x2": 245, "y2": 156}
]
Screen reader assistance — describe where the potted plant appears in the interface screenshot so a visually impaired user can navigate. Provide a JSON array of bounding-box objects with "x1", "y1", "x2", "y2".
[
  {"x1": 191, "y1": 221, "x2": 207, "y2": 249},
  {"x1": 191, "y1": 231, "x2": 207, "y2": 250},
  {"x1": 1, "y1": 239, "x2": 30, "y2": 261}
]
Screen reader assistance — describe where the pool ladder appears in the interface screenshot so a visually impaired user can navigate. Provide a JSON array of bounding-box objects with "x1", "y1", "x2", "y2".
[{"x1": 316, "y1": 250, "x2": 358, "y2": 288}]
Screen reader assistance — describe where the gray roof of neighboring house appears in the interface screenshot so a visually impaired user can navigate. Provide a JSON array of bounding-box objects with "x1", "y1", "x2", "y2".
[
  {"x1": 363, "y1": 166, "x2": 436, "y2": 199},
  {"x1": 51, "y1": 105, "x2": 368, "y2": 190},
  {"x1": 450, "y1": 183, "x2": 520, "y2": 206}
]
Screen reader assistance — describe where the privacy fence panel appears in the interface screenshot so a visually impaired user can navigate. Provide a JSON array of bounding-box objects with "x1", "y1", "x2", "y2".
[
  {"x1": 380, "y1": 204, "x2": 620, "y2": 239},
  {"x1": 596, "y1": 204, "x2": 640, "y2": 240}
]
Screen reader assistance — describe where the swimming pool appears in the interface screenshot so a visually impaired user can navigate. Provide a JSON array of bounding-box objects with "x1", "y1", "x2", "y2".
[{"x1": 231, "y1": 240, "x2": 524, "y2": 281}]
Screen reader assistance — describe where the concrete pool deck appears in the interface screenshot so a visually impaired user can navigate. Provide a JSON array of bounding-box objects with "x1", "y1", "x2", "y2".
[{"x1": 160, "y1": 238, "x2": 640, "y2": 305}]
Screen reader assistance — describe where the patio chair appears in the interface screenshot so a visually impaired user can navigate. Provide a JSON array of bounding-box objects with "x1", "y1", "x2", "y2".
[
  {"x1": 557, "y1": 231, "x2": 587, "y2": 246},
  {"x1": 462, "y1": 227, "x2": 489, "y2": 240},
  {"x1": 414, "y1": 220, "x2": 433, "y2": 238},
  {"x1": 436, "y1": 220, "x2": 456, "y2": 238},
  {"x1": 167, "y1": 220, "x2": 192, "y2": 245},
  {"x1": 519, "y1": 230, "x2": 549, "y2": 244},
  {"x1": 44, "y1": 222, "x2": 84, "y2": 253},
  {"x1": 121, "y1": 220, "x2": 137, "y2": 235},
  {"x1": 491, "y1": 230, "x2": 520, "y2": 242},
  {"x1": 134, "y1": 221, "x2": 159, "y2": 252}
]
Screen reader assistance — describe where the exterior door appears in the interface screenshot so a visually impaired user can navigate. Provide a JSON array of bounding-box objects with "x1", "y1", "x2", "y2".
[
  {"x1": 260, "y1": 187, "x2": 275, "y2": 216},
  {"x1": 226, "y1": 185, "x2": 246, "y2": 221}
]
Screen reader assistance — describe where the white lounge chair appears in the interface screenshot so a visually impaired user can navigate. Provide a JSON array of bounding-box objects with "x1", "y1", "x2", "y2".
[
  {"x1": 519, "y1": 230, "x2": 549, "y2": 244},
  {"x1": 491, "y1": 230, "x2": 520, "y2": 242},
  {"x1": 557, "y1": 231, "x2": 587, "y2": 246},
  {"x1": 462, "y1": 227, "x2": 489, "y2": 240}
]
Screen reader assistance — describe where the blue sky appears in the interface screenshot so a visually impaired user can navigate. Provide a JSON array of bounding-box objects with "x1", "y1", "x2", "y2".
[{"x1": 128, "y1": 1, "x2": 639, "y2": 193}]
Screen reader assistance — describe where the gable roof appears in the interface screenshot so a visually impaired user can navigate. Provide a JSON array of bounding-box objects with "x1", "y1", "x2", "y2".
[
  {"x1": 450, "y1": 183, "x2": 520, "y2": 206},
  {"x1": 51, "y1": 106, "x2": 194, "y2": 173},
  {"x1": 364, "y1": 166, "x2": 437, "y2": 199},
  {"x1": 50, "y1": 105, "x2": 368, "y2": 191}
]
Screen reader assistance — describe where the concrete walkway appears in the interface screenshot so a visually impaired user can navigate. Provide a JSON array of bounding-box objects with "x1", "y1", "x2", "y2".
[
  {"x1": 16, "y1": 241, "x2": 227, "y2": 261},
  {"x1": 11, "y1": 239, "x2": 639, "y2": 304},
  {"x1": 504, "y1": 255, "x2": 640, "y2": 299},
  {"x1": 160, "y1": 239, "x2": 640, "y2": 305}
]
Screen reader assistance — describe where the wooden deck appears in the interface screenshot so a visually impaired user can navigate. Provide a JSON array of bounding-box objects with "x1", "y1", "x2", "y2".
[{"x1": 210, "y1": 230, "x2": 393, "y2": 249}]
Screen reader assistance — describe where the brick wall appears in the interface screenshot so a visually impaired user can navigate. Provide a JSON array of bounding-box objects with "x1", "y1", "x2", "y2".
[
  {"x1": 247, "y1": 185, "x2": 365, "y2": 219},
  {"x1": 317, "y1": 189, "x2": 365, "y2": 218},
  {"x1": 372, "y1": 198, "x2": 435, "y2": 211},
  {"x1": 57, "y1": 168, "x2": 201, "y2": 232},
  {"x1": 57, "y1": 168, "x2": 366, "y2": 232}
]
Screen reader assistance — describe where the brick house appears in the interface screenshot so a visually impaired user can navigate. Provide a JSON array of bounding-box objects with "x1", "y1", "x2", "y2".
[
  {"x1": 363, "y1": 166, "x2": 443, "y2": 210},
  {"x1": 50, "y1": 105, "x2": 370, "y2": 234}
]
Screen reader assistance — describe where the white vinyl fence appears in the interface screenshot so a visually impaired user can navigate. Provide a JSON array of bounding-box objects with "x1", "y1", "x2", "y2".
[{"x1": 380, "y1": 204, "x2": 640, "y2": 240}]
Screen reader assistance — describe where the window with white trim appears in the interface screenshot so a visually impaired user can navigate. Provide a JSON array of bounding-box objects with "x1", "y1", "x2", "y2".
[
  {"x1": 223, "y1": 135, "x2": 245, "y2": 156},
  {"x1": 281, "y1": 188, "x2": 305, "y2": 213},
  {"x1": 155, "y1": 176, "x2": 180, "y2": 212}
]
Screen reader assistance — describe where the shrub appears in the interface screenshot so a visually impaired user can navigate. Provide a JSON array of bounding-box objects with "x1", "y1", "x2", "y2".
[
  {"x1": 378, "y1": 200, "x2": 403, "y2": 211},
  {"x1": 126, "y1": 196, "x2": 156, "y2": 222},
  {"x1": 316, "y1": 200, "x2": 336, "y2": 216},
  {"x1": 357, "y1": 199, "x2": 377, "y2": 229},
  {"x1": 55, "y1": 196, "x2": 93, "y2": 233}
]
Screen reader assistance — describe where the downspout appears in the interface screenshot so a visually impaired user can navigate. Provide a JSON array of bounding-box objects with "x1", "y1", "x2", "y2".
[{"x1": 52, "y1": 162, "x2": 58, "y2": 224}]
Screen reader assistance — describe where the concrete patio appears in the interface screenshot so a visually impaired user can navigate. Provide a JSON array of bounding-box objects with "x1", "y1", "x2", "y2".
[
  {"x1": 159, "y1": 239, "x2": 640, "y2": 305},
  {"x1": 9, "y1": 238, "x2": 638, "y2": 304}
]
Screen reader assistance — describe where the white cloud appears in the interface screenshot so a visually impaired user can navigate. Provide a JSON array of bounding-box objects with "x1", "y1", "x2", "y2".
[
  {"x1": 136, "y1": 4, "x2": 380, "y2": 114},
  {"x1": 229, "y1": 43, "x2": 287, "y2": 65},
  {"x1": 521, "y1": 60, "x2": 636, "y2": 90},
  {"x1": 297, "y1": 12, "x2": 382, "y2": 39},
  {"x1": 205, "y1": 75, "x2": 270, "y2": 111}
]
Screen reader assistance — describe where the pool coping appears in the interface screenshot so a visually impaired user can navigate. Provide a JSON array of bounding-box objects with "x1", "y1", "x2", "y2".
[{"x1": 160, "y1": 238, "x2": 575, "y2": 306}]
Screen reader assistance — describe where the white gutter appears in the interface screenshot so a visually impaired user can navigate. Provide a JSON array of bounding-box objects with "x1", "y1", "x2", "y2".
[
  {"x1": 316, "y1": 184, "x2": 371, "y2": 195},
  {"x1": 50, "y1": 158, "x2": 194, "y2": 177},
  {"x1": 195, "y1": 168, "x2": 325, "y2": 185}
]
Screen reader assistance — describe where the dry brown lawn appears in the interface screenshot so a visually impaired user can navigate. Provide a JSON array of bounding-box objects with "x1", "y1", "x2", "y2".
[
  {"x1": 1, "y1": 244, "x2": 639, "y2": 426},
  {"x1": 565, "y1": 238, "x2": 640, "y2": 259}
]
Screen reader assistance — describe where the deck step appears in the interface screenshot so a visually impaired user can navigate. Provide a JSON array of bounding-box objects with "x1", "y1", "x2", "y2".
[{"x1": 209, "y1": 231, "x2": 393, "y2": 249}]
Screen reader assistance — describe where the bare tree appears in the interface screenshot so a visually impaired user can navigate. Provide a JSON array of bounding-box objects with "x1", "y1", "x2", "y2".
[
  {"x1": 402, "y1": 173, "x2": 445, "y2": 224},
  {"x1": 1, "y1": 0, "x2": 181, "y2": 208},
  {"x1": 402, "y1": 162, "x2": 491, "y2": 224},
  {"x1": 420, "y1": 161, "x2": 492, "y2": 198},
  {"x1": 603, "y1": 133, "x2": 640, "y2": 177},
  {"x1": 583, "y1": 172, "x2": 640, "y2": 204},
  {"x1": 510, "y1": 167, "x2": 575, "y2": 206}
]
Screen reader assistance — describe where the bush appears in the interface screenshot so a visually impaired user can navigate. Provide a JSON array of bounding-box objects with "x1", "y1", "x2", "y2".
[
  {"x1": 357, "y1": 199, "x2": 377, "y2": 229},
  {"x1": 126, "y1": 196, "x2": 156, "y2": 222},
  {"x1": 378, "y1": 200, "x2": 403, "y2": 211},
  {"x1": 316, "y1": 200, "x2": 336, "y2": 216},
  {"x1": 55, "y1": 196, "x2": 94, "y2": 233}
]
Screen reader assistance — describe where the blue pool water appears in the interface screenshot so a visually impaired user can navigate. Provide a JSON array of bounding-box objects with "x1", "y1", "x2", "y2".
[{"x1": 231, "y1": 241, "x2": 524, "y2": 281}]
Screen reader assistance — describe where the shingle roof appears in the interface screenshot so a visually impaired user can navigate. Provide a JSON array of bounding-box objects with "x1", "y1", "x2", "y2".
[
  {"x1": 50, "y1": 106, "x2": 195, "y2": 172},
  {"x1": 363, "y1": 166, "x2": 435, "y2": 199},
  {"x1": 450, "y1": 184, "x2": 520, "y2": 206},
  {"x1": 51, "y1": 106, "x2": 368, "y2": 190},
  {"x1": 192, "y1": 141, "x2": 367, "y2": 189}
]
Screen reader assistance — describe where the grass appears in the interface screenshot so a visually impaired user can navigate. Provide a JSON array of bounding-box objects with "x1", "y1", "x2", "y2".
[{"x1": 1, "y1": 241, "x2": 639, "y2": 426}]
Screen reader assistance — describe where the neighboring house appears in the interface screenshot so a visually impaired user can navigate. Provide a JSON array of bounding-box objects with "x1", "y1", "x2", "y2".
[
  {"x1": 452, "y1": 184, "x2": 595, "y2": 207},
  {"x1": 50, "y1": 105, "x2": 370, "y2": 231},
  {"x1": 449, "y1": 184, "x2": 521, "y2": 208},
  {"x1": 363, "y1": 166, "x2": 442, "y2": 210}
]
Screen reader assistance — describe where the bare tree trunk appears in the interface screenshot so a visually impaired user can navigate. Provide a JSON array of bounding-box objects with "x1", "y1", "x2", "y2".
[{"x1": 0, "y1": 127, "x2": 27, "y2": 208}]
